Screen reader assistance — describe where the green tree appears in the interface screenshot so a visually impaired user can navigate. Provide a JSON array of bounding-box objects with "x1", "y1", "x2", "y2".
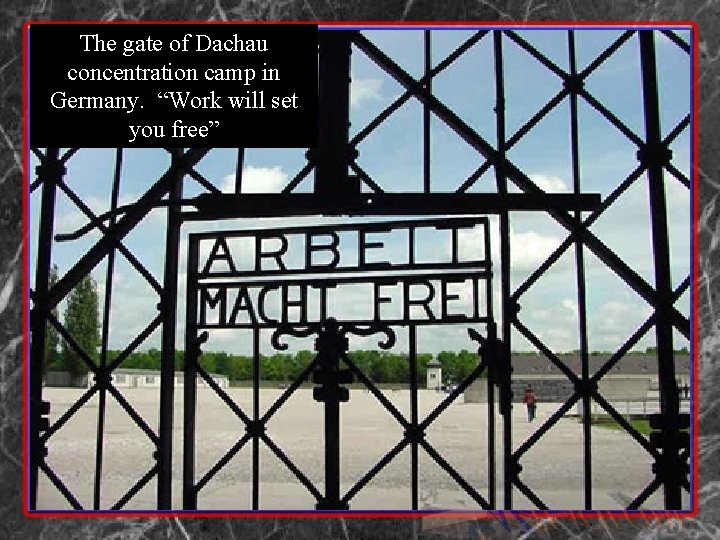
[
  {"x1": 415, "y1": 353, "x2": 431, "y2": 384},
  {"x1": 61, "y1": 274, "x2": 100, "y2": 378},
  {"x1": 43, "y1": 264, "x2": 61, "y2": 374}
]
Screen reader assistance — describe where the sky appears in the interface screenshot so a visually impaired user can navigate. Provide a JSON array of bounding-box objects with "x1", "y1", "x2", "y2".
[{"x1": 29, "y1": 27, "x2": 692, "y2": 358}]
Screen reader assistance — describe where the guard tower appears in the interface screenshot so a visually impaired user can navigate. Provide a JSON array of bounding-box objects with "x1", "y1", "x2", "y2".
[{"x1": 426, "y1": 358, "x2": 442, "y2": 391}]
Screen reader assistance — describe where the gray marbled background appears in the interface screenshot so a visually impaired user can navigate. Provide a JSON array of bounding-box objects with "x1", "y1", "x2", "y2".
[{"x1": 1, "y1": 0, "x2": 718, "y2": 538}]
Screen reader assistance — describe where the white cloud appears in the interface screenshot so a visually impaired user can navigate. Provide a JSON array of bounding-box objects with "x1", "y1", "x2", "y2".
[
  {"x1": 222, "y1": 166, "x2": 288, "y2": 194},
  {"x1": 510, "y1": 230, "x2": 563, "y2": 270},
  {"x1": 350, "y1": 77, "x2": 382, "y2": 108},
  {"x1": 530, "y1": 174, "x2": 569, "y2": 192}
]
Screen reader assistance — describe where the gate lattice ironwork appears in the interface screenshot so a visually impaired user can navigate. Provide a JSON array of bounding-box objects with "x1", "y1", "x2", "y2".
[{"x1": 29, "y1": 27, "x2": 691, "y2": 511}]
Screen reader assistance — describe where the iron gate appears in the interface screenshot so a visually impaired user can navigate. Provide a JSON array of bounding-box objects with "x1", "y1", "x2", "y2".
[
  {"x1": 182, "y1": 217, "x2": 501, "y2": 509},
  {"x1": 29, "y1": 28, "x2": 691, "y2": 511}
]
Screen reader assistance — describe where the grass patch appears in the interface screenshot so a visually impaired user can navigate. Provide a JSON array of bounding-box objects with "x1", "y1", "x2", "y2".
[
  {"x1": 571, "y1": 414, "x2": 653, "y2": 435},
  {"x1": 591, "y1": 416, "x2": 652, "y2": 436}
]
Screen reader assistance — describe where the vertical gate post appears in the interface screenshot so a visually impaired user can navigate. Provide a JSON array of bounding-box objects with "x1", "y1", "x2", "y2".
[
  {"x1": 314, "y1": 31, "x2": 355, "y2": 199},
  {"x1": 492, "y1": 30, "x2": 515, "y2": 510},
  {"x1": 29, "y1": 149, "x2": 62, "y2": 510},
  {"x1": 639, "y1": 31, "x2": 683, "y2": 509},
  {"x1": 483, "y1": 321, "x2": 498, "y2": 509},
  {"x1": 313, "y1": 319, "x2": 352, "y2": 510},
  {"x1": 182, "y1": 238, "x2": 200, "y2": 510},
  {"x1": 157, "y1": 149, "x2": 184, "y2": 508}
]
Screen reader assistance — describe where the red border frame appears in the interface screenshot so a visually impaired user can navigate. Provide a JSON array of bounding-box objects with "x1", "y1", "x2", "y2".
[{"x1": 22, "y1": 19, "x2": 700, "y2": 520}]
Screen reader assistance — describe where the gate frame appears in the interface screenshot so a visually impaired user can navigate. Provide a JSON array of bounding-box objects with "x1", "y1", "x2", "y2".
[{"x1": 27, "y1": 27, "x2": 691, "y2": 512}]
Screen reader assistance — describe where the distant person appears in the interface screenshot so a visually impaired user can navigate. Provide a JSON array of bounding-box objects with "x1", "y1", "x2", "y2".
[
  {"x1": 523, "y1": 385, "x2": 537, "y2": 422},
  {"x1": 683, "y1": 383, "x2": 689, "y2": 399}
]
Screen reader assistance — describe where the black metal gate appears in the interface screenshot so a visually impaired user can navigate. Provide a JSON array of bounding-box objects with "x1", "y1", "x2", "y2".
[
  {"x1": 29, "y1": 28, "x2": 691, "y2": 511},
  {"x1": 182, "y1": 217, "x2": 501, "y2": 509}
]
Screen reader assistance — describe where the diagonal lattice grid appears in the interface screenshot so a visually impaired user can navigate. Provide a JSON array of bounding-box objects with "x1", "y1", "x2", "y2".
[{"x1": 28, "y1": 27, "x2": 692, "y2": 512}]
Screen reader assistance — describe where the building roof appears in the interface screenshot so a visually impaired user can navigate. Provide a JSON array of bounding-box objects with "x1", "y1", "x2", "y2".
[{"x1": 509, "y1": 353, "x2": 690, "y2": 376}]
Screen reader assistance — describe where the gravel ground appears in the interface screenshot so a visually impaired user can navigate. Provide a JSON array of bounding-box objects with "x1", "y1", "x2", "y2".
[{"x1": 36, "y1": 387, "x2": 690, "y2": 511}]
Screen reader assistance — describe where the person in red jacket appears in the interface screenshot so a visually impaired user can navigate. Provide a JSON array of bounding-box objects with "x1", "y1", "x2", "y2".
[{"x1": 523, "y1": 384, "x2": 537, "y2": 422}]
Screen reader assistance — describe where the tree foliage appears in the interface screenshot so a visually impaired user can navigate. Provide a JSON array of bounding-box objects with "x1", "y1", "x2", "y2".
[
  {"x1": 43, "y1": 264, "x2": 61, "y2": 374},
  {"x1": 105, "y1": 347, "x2": 483, "y2": 385},
  {"x1": 61, "y1": 274, "x2": 100, "y2": 377}
]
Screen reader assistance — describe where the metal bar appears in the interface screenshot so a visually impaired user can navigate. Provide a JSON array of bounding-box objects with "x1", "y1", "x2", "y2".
[
  {"x1": 315, "y1": 30, "x2": 352, "y2": 198},
  {"x1": 43, "y1": 148, "x2": 209, "y2": 312},
  {"x1": 627, "y1": 477, "x2": 663, "y2": 510},
  {"x1": 177, "y1": 164, "x2": 221, "y2": 195},
  {"x1": 664, "y1": 115, "x2": 690, "y2": 145},
  {"x1": 493, "y1": 30, "x2": 513, "y2": 510},
  {"x1": 505, "y1": 89, "x2": 569, "y2": 150},
  {"x1": 183, "y1": 237, "x2": 200, "y2": 510},
  {"x1": 40, "y1": 385, "x2": 98, "y2": 444},
  {"x1": 93, "y1": 147, "x2": 122, "y2": 510},
  {"x1": 582, "y1": 166, "x2": 646, "y2": 229},
  {"x1": 158, "y1": 148, "x2": 183, "y2": 509},
  {"x1": 252, "y1": 326, "x2": 260, "y2": 510},
  {"x1": 106, "y1": 315, "x2": 163, "y2": 373},
  {"x1": 419, "y1": 358, "x2": 486, "y2": 431},
  {"x1": 197, "y1": 365, "x2": 252, "y2": 425},
  {"x1": 196, "y1": 257, "x2": 490, "y2": 281},
  {"x1": 53, "y1": 180, "x2": 163, "y2": 295},
  {"x1": 106, "y1": 385, "x2": 159, "y2": 445},
  {"x1": 111, "y1": 465, "x2": 159, "y2": 510},
  {"x1": 281, "y1": 161, "x2": 315, "y2": 194},
  {"x1": 235, "y1": 148, "x2": 245, "y2": 194},
  {"x1": 193, "y1": 215, "x2": 489, "y2": 243},
  {"x1": 350, "y1": 31, "x2": 489, "y2": 148},
  {"x1": 456, "y1": 160, "x2": 493, "y2": 194},
  {"x1": 513, "y1": 476, "x2": 549, "y2": 511},
  {"x1": 260, "y1": 357, "x2": 319, "y2": 424},
  {"x1": 486, "y1": 322, "x2": 496, "y2": 508},
  {"x1": 569, "y1": 31, "x2": 592, "y2": 511},
  {"x1": 511, "y1": 233, "x2": 574, "y2": 303},
  {"x1": 342, "y1": 439, "x2": 409, "y2": 506},
  {"x1": 191, "y1": 192, "x2": 600, "y2": 218},
  {"x1": 195, "y1": 433, "x2": 252, "y2": 494},
  {"x1": 30, "y1": 177, "x2": 43, "y2": 192},
  {"x1": 665, "y1": 162, "x2": 691, "y2": 189},
  {"x1": 592, "y1": 280, "x2": 693, "y2": 382},
  {"x1": 660, "y1": 30, "x2": 690, "y2": 53},
  {"x1": 352, "y1": 33, "x2": 690, "y2": 344},
  {"x1": 39, "y1": 461, "x2": 83, "y2": 510},
  {"x1": 419, "y1": 439, "x2": 491, "y2": 509},
  {"x1": 591, "y1": 316, "x2": 656, "y2": 383},
  {"x1": 504, "y1": 30, "x2": 568, "y2": 79},
  {"x1": 424, "y1": 30, "x2": 431, "y2": 194},
  {"x1": 29, "y1": 148, "x2": 60, "y2": 510},
  {"x1": 318, "y1": 327, "x2": 343, "y2": 509},
  {"x1": 45, "y1": 306, "x2": 97, "y2": 375},
  {"x1": 640, "y1": 30, "x2": 681, "y2": 509},
  {"x1": 353, "y1": 31, "x2": 602, "y2": 212},
  {"x1": 348, "y1": 161, "x2": 385, "y2": 193},
  {"x1": 513, "y1": 319, "x2": 581, "y2": 385},
  {"x1": 579, "y1": 30, "x2": 635, "y2": 80},
  {"x1": 342, "y1": 354, "x2": 408, "y2": 428},
  {"x1": 512, "y1": 393, "x2": 581, "y2": 460},
  {"x1": 59, "y1": 148, "x2": 80, "y2": 163},
  {"x1": 409, "y1": 325, "x2": 418, "y2": 509},
  {"x1": 200, "y1": 316, "x2": 492, "y2": 334},
  {"x1": 261, "y1": 434, "x2": 323, "y2": 501},
  {"x1": 579, "y1": 89, "x2": 644, "y2": 146},
  {"x1": 592, "y1": 392, "x2": 661, "y2": 460}
]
